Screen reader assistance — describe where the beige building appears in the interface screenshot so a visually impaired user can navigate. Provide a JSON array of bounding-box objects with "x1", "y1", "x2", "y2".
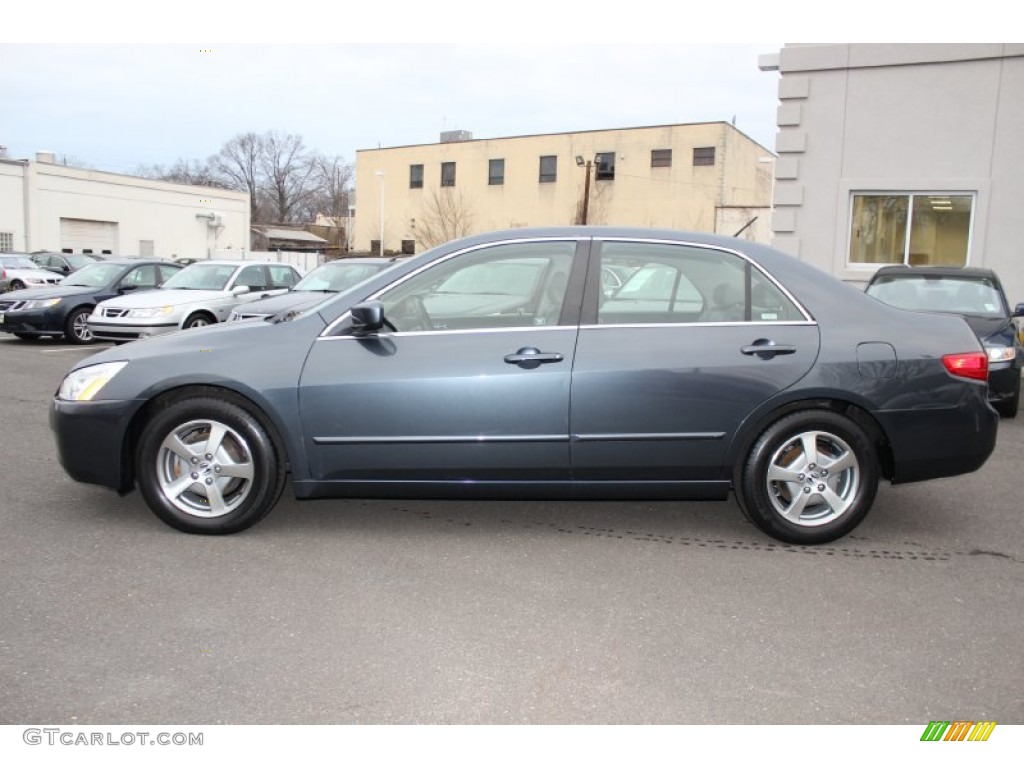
[
  {"x1": 353, "y1": 123, "x2": 775, "y2": 254},
  {"x1": 0, "y1": 153, "x2": 249, "y2": 258}
]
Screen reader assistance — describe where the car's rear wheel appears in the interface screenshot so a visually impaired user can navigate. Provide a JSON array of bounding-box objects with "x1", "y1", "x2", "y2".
[
  {"x1": 739, "y1": 410, "x2": 879, "y2": 544},
  {"x1": 64, "y1": 306, "x2": 94, "y2": 344},
  {"x1": 136, "y1": 397, "x2": 286, "y2": 534},
  {"x1": 10, "y1": 280, "x2": 25, "y2": 291}
]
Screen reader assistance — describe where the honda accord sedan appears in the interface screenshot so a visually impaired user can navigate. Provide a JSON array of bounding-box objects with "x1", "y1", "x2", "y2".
[{"x1": 51, "y1": 227, "x2": 998, "y2": 544}]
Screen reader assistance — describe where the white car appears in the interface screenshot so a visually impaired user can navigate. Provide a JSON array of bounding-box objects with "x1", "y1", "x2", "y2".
[
  {"x1": 0, "y1": 254, "x2": 64, "y2": 292},
  {"x1": 87, "y1": 260, "x2": 300, "y2": 342}
]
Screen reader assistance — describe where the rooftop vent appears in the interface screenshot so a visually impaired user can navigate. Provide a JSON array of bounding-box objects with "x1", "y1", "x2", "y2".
[
  {"x1": 440, "y1": 130, "x2": 473, "y2": 143},
  {"x1": 37, "y1": 151, "x2": 57, "y2": 163}
]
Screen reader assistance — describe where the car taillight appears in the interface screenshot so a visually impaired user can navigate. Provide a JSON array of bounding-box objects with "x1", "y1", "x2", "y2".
[{"x1": 942, "y1": 352, "x2": 988, "y2": 381}]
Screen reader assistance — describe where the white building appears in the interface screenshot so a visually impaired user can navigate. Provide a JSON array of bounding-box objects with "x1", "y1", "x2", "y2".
[
  {"x1": 759, "y1": 44, "x2": 1024, "y2": 302},
  {"x1": 0, "y1": 153, "x2": 250, "y2": 258}
]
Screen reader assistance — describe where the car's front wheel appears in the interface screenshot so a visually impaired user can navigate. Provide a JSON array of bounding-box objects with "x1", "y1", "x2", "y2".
[
  {"x1": 135, "y1": 397, "x2": 286, "y2": 534},
  {"x1": 739, "y1": 410, "x2": 879, "y2": 544},
  {"x1": 183, "y1": 312, "x2": 215, "y2": 330},
  {"x1": 64, "y1": 306, "x2": 94, "y2": 344}
]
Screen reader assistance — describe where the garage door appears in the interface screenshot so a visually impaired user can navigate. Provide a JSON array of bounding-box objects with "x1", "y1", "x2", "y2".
[{"x1": 59, "y1": 218, "x2": 119, "y2": 255}]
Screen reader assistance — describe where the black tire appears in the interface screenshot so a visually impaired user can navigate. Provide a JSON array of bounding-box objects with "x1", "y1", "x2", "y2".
[
  {"x1": 739, "y1": 410, "x2": 879, "y2": 545},
  {"x1": 135, "y1": 397, "x2": 286, "y2": 534},
  {"x1": 10, "y1": 280, "x2": 25, "y2": 291},
  {"x1": 63, "y1": 306, "x2": 95, "y2": 344},
  {"x1": 183, "y1": 312, "x2": 215, "y2": 330},
  {"x1": 994, "y1": 381, "x2": 1019, "y2": 418}
]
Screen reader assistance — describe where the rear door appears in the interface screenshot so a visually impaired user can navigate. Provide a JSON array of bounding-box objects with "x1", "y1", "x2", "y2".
[{"x1": 570, "y1": 238, "x2": 820, "y2": 484}]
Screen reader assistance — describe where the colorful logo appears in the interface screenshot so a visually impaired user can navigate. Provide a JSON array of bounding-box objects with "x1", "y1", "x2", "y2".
[{"x1": 921, "y1": 721, "x2": 996, "y2": 741}]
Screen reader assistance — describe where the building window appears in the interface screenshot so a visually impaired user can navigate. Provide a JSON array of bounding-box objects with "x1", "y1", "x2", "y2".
[
  {"x1": 539, "y1": 155, "x2": 557, "y2": 183},
  {"x1": 849, "y1": 193, "x2": 974, "y2": 267},
  {"x1": 651, "y1": 149, "x2": 672, "y2": 168},
  {"x1": 595, "y1": 152, "x2": 615, "y2": 181},
  {"x1": 401, "y1": 239, "x2": 416, "y2": 255},
  {"x1": 0, "y1": 232, "x2": 13, "y2": 252},
  {"x1": 441, "y1": 162, "x2": 456, "y2": 187},
  {"x1": 489, "y1": 158, "x2": 505, "y2": 186},
  {"x1": 409, "y1": 164, "x2": 424, "y2": 189},
  {"x1": 693, "y1": 147, "x2": 715, "y2": 166}
]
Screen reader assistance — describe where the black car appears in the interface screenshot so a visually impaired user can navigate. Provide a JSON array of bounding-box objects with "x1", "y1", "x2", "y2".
[
  {"x1": 51, "y1": 227, "x2": 998, "y2": 544},
  {"x1": 228, "y1": 257, "x2": 402, "y2": 322},
  {"x1": 0, "y1": 259, "x2": 182, "y2": 344},
  {"x1": 31, "y1": 252, "x2": 105, "y2": 276},
  {"x1": 865, "y1": 265, "x2": 1023, "y2": 417}
]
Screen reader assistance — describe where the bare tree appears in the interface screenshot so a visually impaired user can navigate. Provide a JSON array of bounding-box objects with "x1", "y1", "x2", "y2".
[
  {"x1": 416, "y1": 189, "x2": 474, "y2": 249},
  {"x1": 134, "y1": 158, "x2": 225, "y2": 188},
  {"x1": 260, "y1": 131, "x2": 316, "y2": 224},
  {"x1": 307, "y1": 154, "x2": 354, "y2": 224},
  {"x1": 209, "y1": 132, "x2": 265, "y2": 220}
]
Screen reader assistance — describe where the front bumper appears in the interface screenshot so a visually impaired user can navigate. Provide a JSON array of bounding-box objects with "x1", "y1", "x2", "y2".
[
  {"x1": 987, "y1": 361, "x2": 1022, "y2": 403},
  {"x1": 0, "y1": 307, "x2": 65, "y2": 336},
  {"x1": 87, "y1": 321, "x2": 178, "y2": 342},
  {"x1": 50, "y1": 397, "x2": 142, "y2": 492}
]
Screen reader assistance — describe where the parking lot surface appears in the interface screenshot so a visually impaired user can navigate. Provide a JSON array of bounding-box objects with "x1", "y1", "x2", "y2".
[{"x1": 1, "y1": 335, "x2": 1021, "y2": 724}]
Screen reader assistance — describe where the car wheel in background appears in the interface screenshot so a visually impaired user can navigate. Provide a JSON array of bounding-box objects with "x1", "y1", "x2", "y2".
[
  {"x1": 183, "y1": 312, "x2": 215, "y2": 329},
  {"x1": 64, "y1": 307, "x2": 94, "y2": 344},
  {"x1": 136, "y1": 397, "x2": 286, "y2": 534},
  {"x1": 739, "y1": 410, "x2": 879, "y2": 545},
  {"x1": 10, "y1": 280, "x2": 25, "y2": 291}
]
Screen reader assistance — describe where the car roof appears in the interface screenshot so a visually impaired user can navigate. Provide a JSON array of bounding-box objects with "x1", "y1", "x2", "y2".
[
  {"x1": 90, "y1": 258, "x2": 180, "y2": 267},
  {"x1": 322, "y1": 258, "x2": 400, "y2": 266},
  {"x1": 179, "y1": 260, "x2": 298, "y2": 267}
]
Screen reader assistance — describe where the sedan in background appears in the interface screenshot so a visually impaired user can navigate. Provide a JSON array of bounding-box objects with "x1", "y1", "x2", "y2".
[
  {"x1": 31, "y1": 252, "x2": 105, "y2": 277},
  {"x1": 0, "y1": 254, "x2": 64, "y2": 292},
  {"x1": 52, "y1": 227, "x2": 997, "y2": 545},
  {"x1": 0, "y1": 259, "x2": 182, "y2": 343},
  {"x1": 229, "y1": 257, "x2": 402, "y2": 322},
  {"x1": 87, "y1": 260, "x2": 300, "y2": 343},
  {"x1": 866, "y1": 265, "x2": 1023, "y2": 417}
]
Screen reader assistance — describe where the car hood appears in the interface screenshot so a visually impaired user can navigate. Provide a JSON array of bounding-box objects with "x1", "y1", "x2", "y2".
[
  {"x1": 0, "y1": 284, "x2": 94, "y2": 301},
  {"x1": 100, "y1": 288, "x2": 228, "y2": 308},
  {"x1": 234, "y1": 291, "x2": 329, "y2": 316},
  {"x1": 4, "y1": 267, "x2": 62, "y2": 281}
]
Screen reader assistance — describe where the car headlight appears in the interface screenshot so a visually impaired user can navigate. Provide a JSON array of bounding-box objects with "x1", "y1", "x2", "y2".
[
  {"x1": 128, "y1": 306, "x2": 174, "y2": 319},
  {"x1": 22, "y1": 298, "x2": 62, "y2": 309},
  {"x1": 986, "y1": 346, "x2": 1016, "y2": 363},
  {"x1": 57, "y1": 361, "x2": 128, "y2": 402}
]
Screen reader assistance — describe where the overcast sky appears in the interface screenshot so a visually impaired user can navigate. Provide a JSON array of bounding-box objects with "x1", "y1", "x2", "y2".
[{"x1": 1, "y1": 43, "x2": 782, "y2": 175}]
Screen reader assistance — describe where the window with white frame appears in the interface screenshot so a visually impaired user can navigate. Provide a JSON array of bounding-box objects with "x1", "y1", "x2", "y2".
[
  {"x1": 0, "y1": 232, "x2": 13, "y2": 252},
  {"x1": 849, "y1": 193, "x2": 974, "y2": 267}
]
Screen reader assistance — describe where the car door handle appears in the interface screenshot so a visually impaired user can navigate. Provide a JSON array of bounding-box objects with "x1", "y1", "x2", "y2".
[
  {"x1": 741, "y1": 341, "x2": 797, "y2": 358},
  {"x1": 504, "y1": 347, "x2": 564, "y2": 365}
]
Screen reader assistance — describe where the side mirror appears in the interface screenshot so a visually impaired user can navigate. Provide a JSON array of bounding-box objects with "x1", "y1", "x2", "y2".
[
  {"x1": 119, "y1": 284, "x2": 139, "y2": 293},
  {"x1": 351, "y1": 300, "x2": 386, "y2": 333},
  {"x1": 231, "y1": 285, "x2": 251, "y2": 296},
  {"x1": 1013, "y1": 303, "x2": 1024, "y2": 318}
]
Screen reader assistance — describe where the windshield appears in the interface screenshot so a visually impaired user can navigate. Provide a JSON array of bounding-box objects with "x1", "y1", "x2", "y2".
[
  {"x1": 295, "y1": 262, "x2": 386, "y2": 292},
  {"x1": 867, "y1": 276, "x2": 1007, "y2": 318},
  {"x1": 161, "y1": 263, "x2": 238, "y2": 291},
  {"x1": 66, "y1": 254, "x2": 100, "y2": 269},
  {"x1": 0, "y1": 256, "x2": 38, "y2": 270},
  {"x1": 62, "y1": 262, "x2": 125, "y2": 287}
]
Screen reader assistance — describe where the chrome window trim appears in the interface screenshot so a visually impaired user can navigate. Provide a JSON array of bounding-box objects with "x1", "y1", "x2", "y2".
[
  {"x1": 320, "y1": 236, "x2": 584, "y2": 337},
  {"x1": 581, "y1": 321, "x2": 818, "y2": 331},
  {"x1": 316, "y1": 322, "x2": 577, "y2": 341}
]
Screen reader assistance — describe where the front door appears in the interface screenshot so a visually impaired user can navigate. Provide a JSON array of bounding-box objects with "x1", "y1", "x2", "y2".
[{"x1": 299, "y1": 238, "x2": 586, "y2": 489}]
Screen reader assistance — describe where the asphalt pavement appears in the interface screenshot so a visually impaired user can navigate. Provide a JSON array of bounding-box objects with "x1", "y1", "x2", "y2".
[{"x1": 1, "y1": 335, "x2": 1021, "y2": 725}]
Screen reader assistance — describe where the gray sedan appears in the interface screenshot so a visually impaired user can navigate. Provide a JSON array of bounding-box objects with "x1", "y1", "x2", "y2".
[{"x1": 51, "y1": 227, "x2": 998, "y2": 544}]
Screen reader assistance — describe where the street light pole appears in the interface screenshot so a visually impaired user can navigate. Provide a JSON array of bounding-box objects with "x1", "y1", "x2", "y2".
[{"x1": 375, "y1": 170, "x2": 385, "y2": 256}]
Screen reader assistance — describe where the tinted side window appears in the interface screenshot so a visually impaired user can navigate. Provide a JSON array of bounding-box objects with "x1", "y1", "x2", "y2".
[
  {"x1": 158, "y1": 264, "x2": 182, "y2": 284},
  {"x1": 597, "y1": 242, "x2": 802, "y2": 325},
  {"x1": 378, "y1": 241, "x2": 577, "y2": 332},
  {"x1": 269, "y1": 265, "x2": 298, "y2": 288},
  {"x1": 234, "y1": 265, "x2": 268, "y2": 291},
  {"x1": 120, "y1": 265, "x2": 159, "y2": 290}
]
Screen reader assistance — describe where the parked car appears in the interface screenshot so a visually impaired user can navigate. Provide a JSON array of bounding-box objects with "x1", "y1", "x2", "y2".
[
  {"x1": 52, "y1": 227, "x2": 998, "y2": 544},
  {"x1": 86, "y1": 260, "x2": 301, "y2": 343},
  {"x1": 0, "y1": 254, "x2": 64, "y2": 292},
  {"x1": 31, "y1": 252, "x2": 105, "y2": 276},
  {"x1": 228, "y1": 257, "x2": 402, "y2": 322},
  {"x1": 865, "y1": 265, "x2": 1023, "y2": 417},
  {"x1": 0, "y1": 259, "x2": 182, "y2": 344}
]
